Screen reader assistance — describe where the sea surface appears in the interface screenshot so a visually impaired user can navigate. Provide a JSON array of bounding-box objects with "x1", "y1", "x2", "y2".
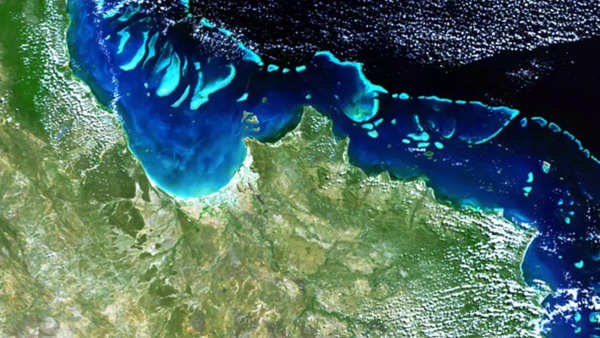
[{"x1": 67, "y1": 1, "x2": 600, "y2": 335}]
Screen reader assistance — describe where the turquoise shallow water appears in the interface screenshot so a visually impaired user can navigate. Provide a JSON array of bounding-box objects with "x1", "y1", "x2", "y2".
[{"x1": 68, "y1": 1, "x2": 600, "y2": 335}]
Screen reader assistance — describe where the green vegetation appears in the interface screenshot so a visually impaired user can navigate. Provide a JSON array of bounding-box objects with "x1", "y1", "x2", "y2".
[
  {"x1": 0, "y1": 0, "x2": 544, "y2": 336},
  {"x1": 0, "y1": 0, "x2": 63, "y2": 135}
]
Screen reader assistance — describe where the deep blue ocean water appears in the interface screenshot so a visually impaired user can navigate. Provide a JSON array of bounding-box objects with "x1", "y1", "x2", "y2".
[{"x1": 67, "y1": 1, "x2": 600, "y2": 335}]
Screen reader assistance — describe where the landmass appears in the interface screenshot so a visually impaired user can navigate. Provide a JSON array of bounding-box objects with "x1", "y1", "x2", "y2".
[{"x1": 0, "y1": 1, "x2": 545, "y2": 336}]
